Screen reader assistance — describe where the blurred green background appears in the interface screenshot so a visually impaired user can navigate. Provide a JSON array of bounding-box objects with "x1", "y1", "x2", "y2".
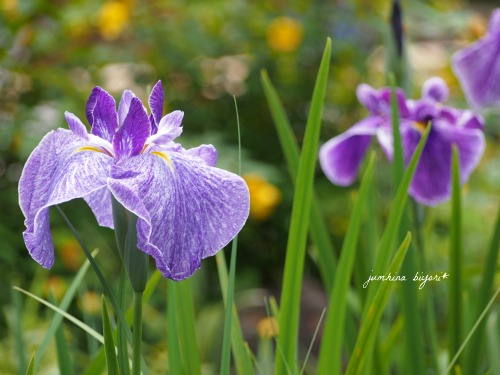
[{"x1": 1, "y1": 0, "x2": 499, "y2": 373}]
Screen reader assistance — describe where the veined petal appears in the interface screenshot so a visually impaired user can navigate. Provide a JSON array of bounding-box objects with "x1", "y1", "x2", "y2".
[
  {"x1": 64, "y1": 111, "x2": 89, "y2": 140},
  {"x1": 148, "y1": 80, "x2": 164, "y2": 131},
  {"x1": 118, "y1": 90, "x2": 136, "y2": 127},
  {"x1": 113, "y1": 97, "x2": 150, "y2": 160},
  {"x1": 319, "y1": 118, "x2": 378, "y2": 186},
  {"x1": 147, "y1": 110, "x2": 184, "y2": 146},
  {"x1": 83, "y1": 188, "x2": 114, "y2": 228},
  {"x1": 403, "y1": 121, "x2": 485, "y2": 206},
  {"x1": 183, "y1": 144, "x2": 218, "y2": 167},
  {"x1": 86, "y1": 87, "x2": 118, "y2": 142},
  {"x1": 19, "y1": 129, "x2": 112, "y2": 268},
  {"x1": 452, "y1": 34, "x2": 500, "y2": 108},
  {"x1": 107, "y1": 152, "x2": 249, "y2": 280}
]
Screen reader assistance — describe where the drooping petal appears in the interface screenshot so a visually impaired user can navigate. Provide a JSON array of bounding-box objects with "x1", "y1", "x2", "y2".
[
  {"x1": 83, "y1": 187, "x2": 114, "y2": 228},
  {"x1": 148, "y1": 80, "x2": 164, "y2": 132},
  {"x1": 452, "y1": 32, "x2": 500, "y2": 108},
  {"x1": 402, "y1": 121, "x2": 485, "y2": 206},
  {"x1": 64, "y1": 111, "x2": 89, "y2": 140},
  {"x1": 319, "y1": 118, "x2": 378, "y2": 186},
  {"x1": 85, "y1": 87, "x2": 119, "y2": 142},
  {"x1": 19, "y1": 129, "x2": 112, "y2": 268},
  {"x1": 147, "y1": 110, "x2": 184, "y2": 146},
  {"x1": 113, "y1": 97, "x2": 150, "y2": 160},
  {"x1": 107, "y1": 152, "x2": 249, "y2": 280},
  {"x1": 117, "y1": 90, "x2": 136, "y2": 127}
]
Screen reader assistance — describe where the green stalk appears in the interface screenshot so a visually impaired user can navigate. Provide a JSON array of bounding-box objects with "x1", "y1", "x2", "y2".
[
  {"x1": 132, "y1": 291, "x2": 143, "y2": 375},
  {"x1": 448, "y1": 146, "x2": 462, "y2": 368}
]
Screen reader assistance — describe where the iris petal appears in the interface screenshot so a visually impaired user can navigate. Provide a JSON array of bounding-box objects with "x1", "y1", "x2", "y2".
[
  {"x1": 107, "y1": 152, "x2": 249, "y2": 280},
  {"x1": 319, "y1": 118, "x2": 378, "y2": 186},
  {"x1": 113, "y1": 97, "x2": 151, "y2": 159},
  {"x1": 85, "y1": 87, "x2": 119, "y2": 142},
  {"x1": 402, "y1": 121, "x2": 485, "y2": 206},
  {"x1": 148, "y1": 80, "x2": 164, "y2": 133},
  {"x1": 19, "y1": 129, "x2": 112, "y2": 268}
]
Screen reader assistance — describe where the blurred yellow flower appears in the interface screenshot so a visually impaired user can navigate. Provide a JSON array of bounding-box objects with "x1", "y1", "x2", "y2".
[
  {"x1": 79, "y1": 291, "x2": 101, "y2": 315},
  {"x1": 2, "y1": 0, "x2": 19, "y2": 20},
  {"x1": 257, "y1": 316, "x2": 279, "y2": 339},
  {"x1": 243, "y1": 173, "x2": 281, "y2": 221},
  {"x1": 58, "y1": 238, "x2": 83, "y2": 271},
  {"x1": 44, "y1": 276, "x2": 67, "y2": 301},
  {"x1": 98, "y1": 1, "x2": 130, "y2": 40},
  {"x1": 266, "y1": 16, "x2": 303, "y2": 53}
]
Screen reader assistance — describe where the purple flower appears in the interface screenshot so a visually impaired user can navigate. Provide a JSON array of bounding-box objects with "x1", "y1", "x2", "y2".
[
  {"x1": 319, "y1": 83, "x2": 409, "y2": 185},
  {"x1": 19, "y1": 81, "x2": 250, "y2": 280},
  {"x1": 452, "y1": 9, "x2": 500, "y2": 108},
  {"x1": 319, "y1": 78, "x2": 485, "y2": 206}
]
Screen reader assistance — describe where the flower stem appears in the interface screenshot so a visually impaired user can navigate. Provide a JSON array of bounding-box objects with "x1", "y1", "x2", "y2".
[{"x1": 133, "y1": 291, "x2": 143, "y2": 375}]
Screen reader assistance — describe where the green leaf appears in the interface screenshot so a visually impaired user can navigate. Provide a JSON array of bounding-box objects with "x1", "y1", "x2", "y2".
[
  {"x1": 167, "y1": 281, "x2": 183, "y2": 375},
  {"x1": 102, "y1": 296, "x2": 119, "y2": 375},
  {"x1": 13, "y1": 286, "x2": 104, "y2": 344},
  {"x1": 448, "y1": 146, "x2": 462, "y2": 366},
  {"x1": 275, "y1": 37, "x2": 331, "y2": 375},
  {"x1": 486, "y1": 312, "x2": 500, "y2": 375},
  {"x1": 345, "y1": 232, "x2": 412, "y2": 375},
  {"x1": 49, "y1": 292, "x2": 74, "y2": 375},
  {"x1": 260, "y1": 69, "x2": 336, "y2": 292},
  {"x1": 464, "y1": 203, "x2": 500, "y2": 374},
  {"x1": 317, "y1": 152, "x2": 376, "y2": 375},
  {"x1": 118, "y1": 271, "x2": 131, "y2": 375},
  {"x1": 25, "y1": 352, "x2": 35, "y2": 375},
  {"x1": 171, "y1": 279, "x2": 201, "y2": 375},
  {"x1": 11, "y1": 280, "x2": 27, "y2": 374},
  {"x1": 367, "y1": 124, "x2": 431, "y2": 299}
]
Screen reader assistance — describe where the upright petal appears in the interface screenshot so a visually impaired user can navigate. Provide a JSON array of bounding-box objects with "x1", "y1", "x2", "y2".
[
  {"x1": 113, "y1": 97, "x2": 150, "y2": 160},
  {"x1": 64, "y1": 111, "x2": 89, "y2": 140},
  {"x1": 319, "y1": 118, "x2": 378, "y2": 186},
  {"x1": 86, "y1": 87, "x2": 119, "y2": 142},
  {"x1": 148, "y1": 80, "x2": 164, "y2": 131},
  {"x1": 107, "y1": 152, "x2": 249, "y2": 280},
  {"x1": 19, "y1": 129, "x2": 112, "y2": 268},
  {"x1": 422, "y1": 77, "x2": 449, "y2": 103},
  {"x1": 147, "y1": 110, "x2": 184, "y2": 146},
  {"x1": 117, "y1": 90, "x2": 136, "y2": 127},
  {"x1": 452, "y1": 34, "x2": 500, "y2": 108}
]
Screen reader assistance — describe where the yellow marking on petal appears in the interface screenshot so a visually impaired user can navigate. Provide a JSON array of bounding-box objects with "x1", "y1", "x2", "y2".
[
  {"x1": 413, "y1": 121, "x2": 428, "y2": 134},
  {"x1": 75, "y1": 146, "x2": 105, "y2": 154},
  {"x1": 152, "y1": 151, "x2": 173, "y2": 169}
]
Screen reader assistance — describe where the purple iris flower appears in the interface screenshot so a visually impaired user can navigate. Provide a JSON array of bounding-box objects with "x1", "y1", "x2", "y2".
[
  {"x1": 452, "y1": 9, "x2": 500, "y2": 108},
  {"x1": 319, "y1": 83, "x2": 409, "y2": 185},
  {"x1": 319, "y1": 78, "x2": 485, "y2": 206},
  {"x1": 19, "y1": 81, "x2": 250, "y2": 280}
]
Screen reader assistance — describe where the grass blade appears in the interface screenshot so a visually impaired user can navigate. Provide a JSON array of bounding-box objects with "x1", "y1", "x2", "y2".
[
  {"x1": 261, "y1": 69, "x2": 336, "y2": 291},
  {"x1": 220, "y1": 96, "x2": 243, "y2": 375},
  {"x1": 34, "y1": 250, "x2": 95, "y2": 367},
  {"x1": 486, "y1": 312, "x2": 500, "y2": 375},
  {"x1": 317, "y1": 152, "x2": 376, "y2": 375},
  {"x1": 102, "y1": 296, "x2": 119, "y2": 375},
  {"x1": 118, "y1": 271, "x2": 131, "y2": 375},
  {"x1": 447, "y1": 285, "x2": 500, "y2": 373},
  {"x1": 11, "y1": 280, "x2": 27, "y2": 374},
  {"x1": 345, "y1": 232, "x2": 412, "y2": 375},
  {"x1": 25, "y1": 352, "x2": 35, "y2": 375},
  {"x1": 367, "y1": 124, "x2": 430, "y2": 301},
  {"x1": 216, "y1": 251, "x2": 254, "y2": 375},
  {"x1": 275, "y1": 37, "x2": 331, "y2": 375},
  {"x1": 448, "y1": 146, "x2": 462, "y2": 367},
  {"x1": 13, "y1": 286, "x2": 104, "y2": 344},
  {"x1": 49, "y1": 293, "x2": 74, "y2": 375},
  {"x1": 464, "y1": 204, "x2": 500, "y2": 374}
]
